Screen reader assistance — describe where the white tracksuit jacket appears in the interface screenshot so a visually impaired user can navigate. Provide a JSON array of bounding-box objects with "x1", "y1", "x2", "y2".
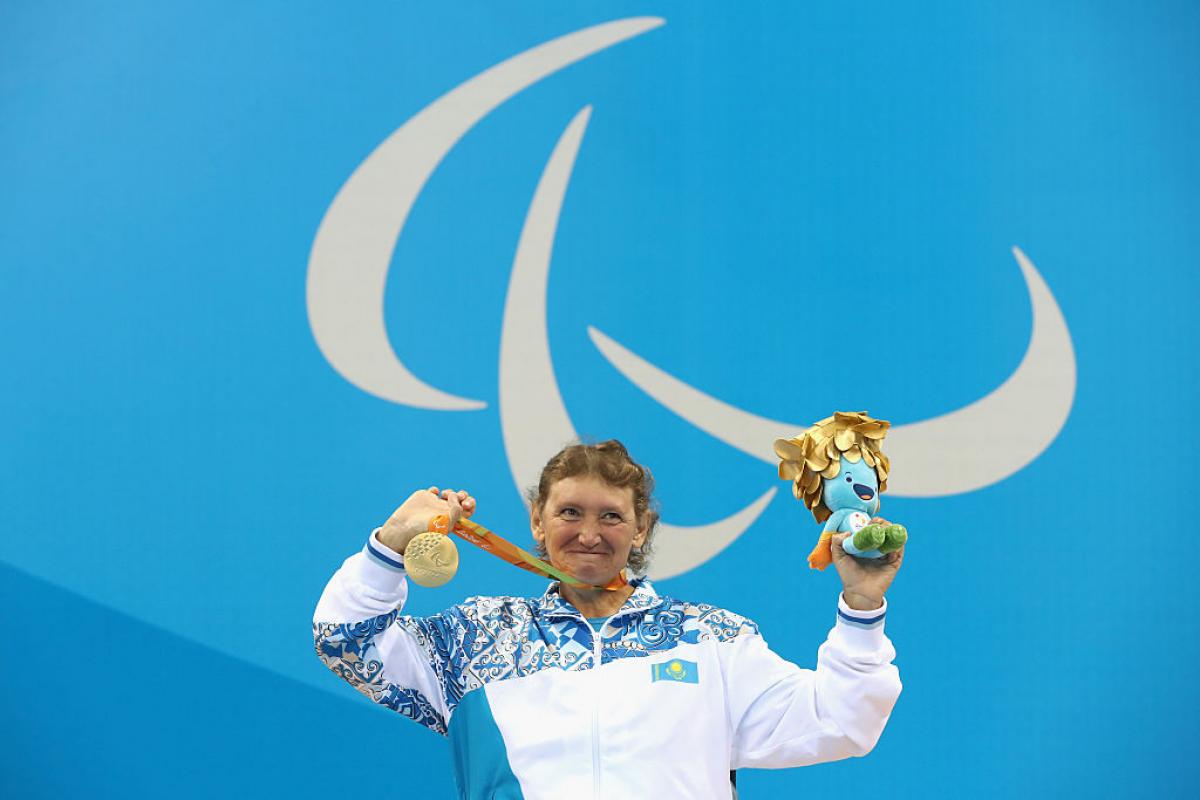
[{"x1": 313, "y1": 534, "x2": 902, "y2": 799}]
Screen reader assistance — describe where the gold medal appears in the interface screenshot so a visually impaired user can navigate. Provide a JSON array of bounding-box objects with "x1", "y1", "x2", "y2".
[{"x1": 403, "y1": 531, "x2": 460, "y2": 587}]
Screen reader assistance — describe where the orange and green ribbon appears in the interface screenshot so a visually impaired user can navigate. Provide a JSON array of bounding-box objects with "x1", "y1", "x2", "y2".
[{"x1": 429, "y1": 515, "x2": 628, "y2": 591}]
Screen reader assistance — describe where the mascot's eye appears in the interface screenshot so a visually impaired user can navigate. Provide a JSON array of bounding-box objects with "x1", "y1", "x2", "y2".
[{"x1": 845, "y1": 476, "x2": 853, "y2": 482}]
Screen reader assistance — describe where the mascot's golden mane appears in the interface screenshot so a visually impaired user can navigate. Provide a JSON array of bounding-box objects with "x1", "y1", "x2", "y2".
[{"x1": 773, "y1": 411, "x2": 891, "y2": 523}]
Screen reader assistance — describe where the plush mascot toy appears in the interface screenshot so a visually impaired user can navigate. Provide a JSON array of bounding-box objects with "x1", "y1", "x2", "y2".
[{"x1": 774, "y1": 411, "x2": 907, "y2": 570}]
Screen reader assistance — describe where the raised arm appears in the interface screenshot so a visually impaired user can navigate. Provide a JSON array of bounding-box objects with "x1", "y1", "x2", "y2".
[
  {"x1": 312, "y1": 488, "x2": 476, "y2": 735},
  {"x1": 725, "y1": 597, "x2": 901, "y2": 768},
  {"x1": 726, "y1": 529, "x2": 906, "y2": 767}
]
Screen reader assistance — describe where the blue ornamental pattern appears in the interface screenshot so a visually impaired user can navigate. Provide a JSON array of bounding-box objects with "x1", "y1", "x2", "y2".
[
  {"x1": 313, "y1": 579, "x2": 759, "y2": 735},
  {"x1": 313, "y1": 611, "x2": 448, "y2": 734}
]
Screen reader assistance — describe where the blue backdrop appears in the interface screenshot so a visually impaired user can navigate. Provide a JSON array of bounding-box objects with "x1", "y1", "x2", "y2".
[{"x1": 3, "y1": 2, "x2": 1198, "y2": 797}]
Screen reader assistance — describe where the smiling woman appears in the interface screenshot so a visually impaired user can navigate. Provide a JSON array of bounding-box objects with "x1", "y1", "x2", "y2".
[
  {"x1": 313, "y1": 440, "x2": 905, "y2": 799},
  {"x1": 527, "y1": 442, "x2": 656, "y2": 619},
  {"x1": 530, "y1": 440, "x2": 656, "y2": 566},
  {"x1": 534, "y1": 475, "x2": 645, "y2": 590}
]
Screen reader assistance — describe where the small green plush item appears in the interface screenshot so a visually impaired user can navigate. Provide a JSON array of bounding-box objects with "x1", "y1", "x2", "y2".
[{"x1": 852, "y1": 523, "x2": 908, "y2": 555}]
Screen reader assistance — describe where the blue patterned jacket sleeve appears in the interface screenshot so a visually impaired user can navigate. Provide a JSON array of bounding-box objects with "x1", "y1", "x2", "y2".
[
  {"x1": 313, "y1": 547, "x2": 459, "y2": 735},
  {"x1": 314, "y1": 610, "x2": 453, "y2": 735}
]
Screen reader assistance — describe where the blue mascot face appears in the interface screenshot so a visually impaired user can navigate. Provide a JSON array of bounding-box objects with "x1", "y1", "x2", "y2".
[{"x1": 821, "y1": 457, "x2": 880, "y2": 515}]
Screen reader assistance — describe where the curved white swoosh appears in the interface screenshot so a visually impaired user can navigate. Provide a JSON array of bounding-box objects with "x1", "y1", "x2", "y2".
[
  {"x1": 885, "y1": 247, "x2": 1076, "y2": 495},
  {"x1": 589, "y1": 246, "x2": 1076, "y2": 497},
  {"x1": 499, "y1": 107, "x2": 775, "y2": 579},
  {"x1": 306, "y1": 17, "x2": 664, "y2": 409},
  {"x1": 498, "y1": 107, "x2": 592, "y2": 490}
]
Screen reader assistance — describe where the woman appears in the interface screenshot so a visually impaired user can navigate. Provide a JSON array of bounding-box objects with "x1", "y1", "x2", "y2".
[{"x1": 314, "y1": 440, "x2": 903, "y2": 799}]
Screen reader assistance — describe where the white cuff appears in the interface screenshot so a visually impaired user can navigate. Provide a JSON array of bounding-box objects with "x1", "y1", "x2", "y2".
[
  {"x1": 834, "y1": 594, "x2": 889, "y2": 651},
  {"x1": 351, "y1": 528, "x2": 408, "y2": 594}
]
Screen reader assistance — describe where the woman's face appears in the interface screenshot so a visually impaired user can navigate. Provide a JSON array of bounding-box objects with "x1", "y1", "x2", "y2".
[{"x1": 531, "y1": 475, "x2": 647, "y2": 585}]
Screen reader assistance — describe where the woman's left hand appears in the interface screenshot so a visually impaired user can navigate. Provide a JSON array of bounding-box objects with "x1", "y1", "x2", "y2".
[{"x1": 830, "y1": 518, "x2": 905, "y2": 611}]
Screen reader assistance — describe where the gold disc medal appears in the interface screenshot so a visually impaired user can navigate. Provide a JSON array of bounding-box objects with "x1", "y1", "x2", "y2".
[{"x1": 403, "y1": 531, "x2": 460, "y2": 587}]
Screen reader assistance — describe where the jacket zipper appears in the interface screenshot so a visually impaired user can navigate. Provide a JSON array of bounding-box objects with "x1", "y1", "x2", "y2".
[
  {"x1": 591, "y1": 617, "x2": 605, "y2": 799},
  {"x1": 563, "y1": 602, "x2": 650, "y2": 798}
]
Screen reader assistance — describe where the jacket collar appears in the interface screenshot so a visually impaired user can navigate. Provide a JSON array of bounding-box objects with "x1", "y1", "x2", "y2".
[{"x1": 536, "y1": 576, "x2": 665, "y2": 620}]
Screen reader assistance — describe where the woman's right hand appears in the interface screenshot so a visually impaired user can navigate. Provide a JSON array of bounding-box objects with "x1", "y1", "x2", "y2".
[{"x1": 377, "y1": 487, "x2": 476, "y2": 553}]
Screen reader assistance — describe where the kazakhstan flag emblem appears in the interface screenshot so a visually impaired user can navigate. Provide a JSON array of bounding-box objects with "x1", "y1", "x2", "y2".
[{"x1": 651, "y1": 658, "x2": 699, "y2": 684}]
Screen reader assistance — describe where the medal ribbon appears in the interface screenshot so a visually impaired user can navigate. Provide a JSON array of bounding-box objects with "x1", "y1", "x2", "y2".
[{"x1": 429, "y1": 515, "x2": 628, "y2": 591}]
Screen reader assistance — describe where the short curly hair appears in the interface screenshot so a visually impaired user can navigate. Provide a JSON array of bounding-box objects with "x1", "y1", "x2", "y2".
[{"x1": 526, "y1": 439, "x2": 660, "y2": 575}]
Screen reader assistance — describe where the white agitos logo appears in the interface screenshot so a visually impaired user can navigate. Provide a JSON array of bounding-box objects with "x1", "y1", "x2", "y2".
[{"x1": 306, "y1": 18, "x2": 1076, "y2": 578}]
